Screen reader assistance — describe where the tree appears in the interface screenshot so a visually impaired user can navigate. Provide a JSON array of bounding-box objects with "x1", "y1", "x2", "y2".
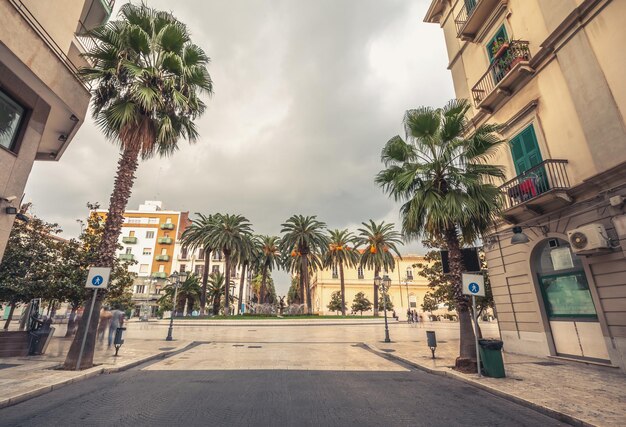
[
  {"x1": 207, "y1": 272, "x2": 226, "y2": 315},
  {"x1": 287, "y1": 275, "x2": 300, "y2": 305},
  {"x1": 378, "y1": 294, "x2": 394, "y2": 311},
  {"x1": 421, "y1": 293, "x2": 439, "y2": 314},
  {"x1": 205, "y1": 214, "x2": 253, "y2": 316},
  {"x1": 280, "y1": 215, "x2": 328, "y2": 313},
  {"x1": 327, "y1": 291, "x2": 343, "y2": 314},
  {"x1": 158, "y1": 274, "x2": 201, "y2": 316},
  {"x1": 234, "y1": 234, "x2": 255, "y2": 314},
  {"x1": 257, "y1": 236, "x2": 281, "y2": 304},
  {"x1": 322, "y1": 229, "x2": 358, "y2": 316},
  {"x1": 181, "y1": 214, "x2": 215, "y2": 315},
  {"x1": 356, "y1": 220, "x2": 402, "y2": 317},
  {"x1": 351, "y1": 292, "x2": 372, "y2": 316},
  {"x1": 376, "y1": 99, "x2": 504, "y2": 369},
  {"x1": 65, "y1": 3, "x2": 213, "y2": 369},
  {"x1": 250, "y1": 273, "x2": 276, "y2": 304}
]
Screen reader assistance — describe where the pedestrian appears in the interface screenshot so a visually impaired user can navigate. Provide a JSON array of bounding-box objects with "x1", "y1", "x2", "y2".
[
  {"x1": 97, "y1": 307, "x2": 112, "y2": 343},
  {"x1": 406, "y1": 309, "x2": 412, "y2": 323},
  {"x1": 108, "y1": 307, "x2": 125, "y2": 348}
]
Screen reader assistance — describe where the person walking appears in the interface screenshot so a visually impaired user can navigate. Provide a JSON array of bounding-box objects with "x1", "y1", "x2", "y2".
[
  {"x1": 108, "y1": 308, "x2": 125, "y2": 348},
  {"x1": 97, "y1": 307, "x2": 112, "y2": 343}
]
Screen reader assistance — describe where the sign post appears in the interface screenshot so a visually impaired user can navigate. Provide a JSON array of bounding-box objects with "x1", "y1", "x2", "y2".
[
  {"x1": 76, "y1": 267, "x2": 110, "y2": 370},
  {"x1": 462, "y1": 273, "x2": 485, "y2": 377}
]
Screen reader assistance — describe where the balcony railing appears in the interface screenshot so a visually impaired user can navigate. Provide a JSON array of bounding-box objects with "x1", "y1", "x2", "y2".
[
  {"x1": 500, "y1": 160, "x2": 570, "y2": 210},
  {"x1": 122, "y1": 236, "x2": 137, "y2": 244},
  {"x1": 158, "y1": 237, "x2": 173, "y2": 245},
  {"x1": 152, "y1": 272, "x2": 167, "y2": 279},
  {"x1": 75, "y1": 21, "x2": 98, "y2": 64},
  {"x1": 9, "y1": 0, "x2": 90, "y2": 90},
  {"x1": 160, "y1": 223, "x2": 174, "y2": 230},
  {"x1": 454, "y1": 0, "x2": 477, "y2": 34},
  {"x1": 119, "y1": 253, "x2": 134, "y2": 261},
  {"x1": 155, "y1": 255, "x2": 170, "y2": 262},
  {"x1": 472, "y1": 40, "x2": 532, "y2": 108}
]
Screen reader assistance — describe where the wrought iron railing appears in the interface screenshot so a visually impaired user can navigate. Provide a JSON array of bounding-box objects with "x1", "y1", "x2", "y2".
[
  {"x1": 472, "y1": 40, "x2": 531, "y2": 107},
  {"x1": 75, "y1": 21, "x2": 98, "y2": 59},
  {"x1": 454, "y1": 0, "x2": 478, "y2": 34},
  {"x1": 500, "y1": 160, "x2": 570, "y2": 210},
  {"x1": 9, "y1": 0, "x2": 90, "y2": 90}
]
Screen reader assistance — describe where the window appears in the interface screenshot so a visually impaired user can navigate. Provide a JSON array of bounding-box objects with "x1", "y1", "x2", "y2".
[
  {"x1": 159, "y1": 265, "x2": 165, "y2": 273},
  {"x1": 487, "y1": 25, "x2": 508, "y2": 62},
  {"x1": 179, "y1": 264, "x2": 186, "y2": 273},
  {"x1": 139, "y1": 264, "x2": 149, "y2": 273},
  {"x1": 180, "y1": 247, "x2": 188, "y2": 259},
  {"x1": 195, "y1": 265, "x2": 204, "y2": 276},
  {"x1": 0, "y1": 89, "x2": 26, "y2": 152},
  {"x1": 212, "y1": 265, "x2": 220, "y2": 274},
  {"x1": 213, "y1": 252, "x2": 223, "y2": 261},
  {"x1": 125, "y1": 247, "x2": 132, "y2": 254},
  {"x1": 166, "y1": 217, "x2": 172, "y2": 224},
  {"x1": 146, "y1": 231, "x2": 155, "y2": 239},
  {"x1": 148, "y1": 218, "x2": 159, "y2": 224},
  {"x1": 357, "y1": 266, "x2": 364, "y2": 279},
  {"x1": 143, "y1": 248, "x2": 152, "y2": 255},
  {"x1": 198, "y1": 248, "x2": 205, "y2": 259},
  {"x1": 409, "y1": 294, "x2": 417, "y2": 308},
  {"x1": 128, "y1": 218, "x2": 141, "y2": 224},
  {"x1": 135, "y1": 285, "x2": 145, "y2": 294},
  {"x1": 406, "y1": 268, "x2": 413, "y2": 280},
  {"x1": 332, "y1": 265, "x2": 338, "y2": 279},
  {"x1": 161, "y1": 248, "x2": 167, "y2": 255},
  {"x1": 129, "y1": 230, "x2": 135, "y2": 237}
]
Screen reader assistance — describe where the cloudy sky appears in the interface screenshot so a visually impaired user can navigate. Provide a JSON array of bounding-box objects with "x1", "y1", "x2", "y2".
[{"x1": 25, "y1": 0, "x2": 454, "y2": 293}]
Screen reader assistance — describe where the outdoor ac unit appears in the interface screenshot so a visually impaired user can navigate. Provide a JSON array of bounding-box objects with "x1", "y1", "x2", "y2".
[{"x1": 567, "y1": 224, "x2": 610, "y2": 253}]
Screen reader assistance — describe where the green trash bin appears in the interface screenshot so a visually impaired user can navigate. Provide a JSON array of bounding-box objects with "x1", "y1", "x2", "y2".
[{"x1": 478, "y1": 339, "x2": 505, "y2": 378}]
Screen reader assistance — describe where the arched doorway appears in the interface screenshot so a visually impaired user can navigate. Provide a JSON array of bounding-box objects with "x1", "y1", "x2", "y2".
[{"x1": 533, "y1": 238, "x2": 609, "y2": 361}]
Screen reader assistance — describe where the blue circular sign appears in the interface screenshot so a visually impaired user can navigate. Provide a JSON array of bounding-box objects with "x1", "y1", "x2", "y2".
[
  {"x1": 92, "y1": 275, "x2": 104, "y2": 286},
  {"x1": 468, "y1": 282, "x2": 480, "y2": 294}
]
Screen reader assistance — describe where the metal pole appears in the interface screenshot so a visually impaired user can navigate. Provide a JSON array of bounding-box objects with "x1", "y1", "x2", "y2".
[
  {"x1": 383, "y1": 288, "x2": 390, "y2": 343},
  {"x1": 76, "y1": 288, "x2": 98, "y2": 371},
  {"x1": 166, "y1": 280, "x2": 178, "y2": 341},
  {"x1": 473, "y1": 295, "x2": 481, "y2": 377}
]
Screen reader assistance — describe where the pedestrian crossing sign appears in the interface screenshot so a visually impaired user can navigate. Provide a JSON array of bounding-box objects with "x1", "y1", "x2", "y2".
[
  {"x1": 462, "y1": 273, "x2": 485, "y2": 296},
  {"x1": 85, "y1": 267, "x2": 111, "y2": 289}
]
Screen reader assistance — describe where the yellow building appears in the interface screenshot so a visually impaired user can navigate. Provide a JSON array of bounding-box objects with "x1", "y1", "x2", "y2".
[
  {"x1": 425, "y1": 0, "x2": 626, "y2": 370},
  {"x1": 0, "y1": 0, "x2": 113, "y2": 262},
  {"x1": 311, "y1": 255, "x2": 430, "y2": 317}
]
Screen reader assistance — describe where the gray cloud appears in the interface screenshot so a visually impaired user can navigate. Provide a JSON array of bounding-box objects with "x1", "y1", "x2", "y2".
[{"x1": 25, "y1": 0, "x2": 454, "y2": 292}]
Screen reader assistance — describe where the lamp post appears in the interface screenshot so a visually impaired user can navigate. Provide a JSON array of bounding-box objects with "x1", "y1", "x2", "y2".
[
  {"x1": 376, "y1": 275, "x2": 392, "y2": 343},
  {"x1": 166, "y1": 271, "x2": 187, "y2": 341}
]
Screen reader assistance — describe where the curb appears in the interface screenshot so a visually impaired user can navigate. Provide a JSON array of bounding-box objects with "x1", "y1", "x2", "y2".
[
  {"x1": 0, "y1": 342, "x2": 197, "y2": 409},
  {"x1": 362, "y1": 343, "x2": 593, "y2": 427}
]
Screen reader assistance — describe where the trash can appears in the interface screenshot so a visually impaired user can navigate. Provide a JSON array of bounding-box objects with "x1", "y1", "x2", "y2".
[{"x1": 478, "y1": 339, "x2": 505, "y2": 378}]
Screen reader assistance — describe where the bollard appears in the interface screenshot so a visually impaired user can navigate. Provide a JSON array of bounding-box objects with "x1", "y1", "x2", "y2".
[
  {"x1": 426, "y1": 330, "x2": 437, "y2": 359},
  {"x1": 114, "y1": 327, "x2": 126, "y2": 357}
]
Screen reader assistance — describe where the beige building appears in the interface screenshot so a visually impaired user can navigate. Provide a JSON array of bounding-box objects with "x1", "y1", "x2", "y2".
[
  {"x1": 0, "y1": 0, "x2": 113, "y2": 261},
  {"x1": 425, "y1": 0, "x2": 626, "y2": 370},
  {"x1": 310, "y1": 255, "x2": 430, "y2": 317}
]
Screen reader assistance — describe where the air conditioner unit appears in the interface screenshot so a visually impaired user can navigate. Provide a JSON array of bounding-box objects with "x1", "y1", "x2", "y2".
[{"x1": 567, "y1": 224, "x2": 610, "y2": 254}]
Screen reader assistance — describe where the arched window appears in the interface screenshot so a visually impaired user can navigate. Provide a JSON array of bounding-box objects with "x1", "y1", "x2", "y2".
[{"x1": 406, "y1": 267, "x2": 413, "y2": 280}]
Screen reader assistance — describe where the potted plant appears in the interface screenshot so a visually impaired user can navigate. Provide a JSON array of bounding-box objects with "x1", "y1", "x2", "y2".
[{"x1": 491, "y1": 37, "x2": 509, "y2": 60}]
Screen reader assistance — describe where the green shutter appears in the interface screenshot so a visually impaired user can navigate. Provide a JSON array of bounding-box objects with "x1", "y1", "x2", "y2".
[
  {"x1": 510, "y1": 124, "x2": 542, "y2": 175},
  {"x1": 487, "y1": 25, "x2": 509, "y2": 62}
]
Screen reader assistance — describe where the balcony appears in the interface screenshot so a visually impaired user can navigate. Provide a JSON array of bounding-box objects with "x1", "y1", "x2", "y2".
[
  {"x1": 79, "y1": 0, "x2": 115, "y2": 31},
  {"x1": 151, "y1": 272, "x2": 167, "y2": 279},
  {"x1": 472, "y1": 41, "x2": 534, "y2": 111},
  {"x1": 454, "y1": 0, "x2": 501, "y2": 40},
  {"x1": 156, "y1": 255, "x2": 170, "y2": 262},
  {"x1": 119, "y1": 254, "x2": 134, "y2": 261},
  {"x1": 122, "y1": 236, "x2": 137, "y2": 244},
  {"x1": 500, "y1": 160, "x2": 572, "y2": 224},
  {"x1": 158, "y1": 237, "x2": 173, "y2": 245},
  {"x1": 160, "y1": 223, "x2": 174, "y2": 230}
]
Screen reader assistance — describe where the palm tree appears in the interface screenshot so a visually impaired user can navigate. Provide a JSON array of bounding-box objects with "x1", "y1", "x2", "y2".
[
  {"x1": 356, "y1": 220, "x2": 402, "y2": 317},
  {"x1": 375, "y1": 99, "x2": 504, "y2": 366},
  {"x1": 257, "y1": 235, "x2": 282, "y2": 304},
  {"x1": 234, "y1": 234, "x2": 255, "y2": 314},
  {"x1": 207, "y1": 272, "x2": 228, "y2": 315},
  {"x1": 322, "y1": 229, "x2": 358, "y2": 316},
  {"x1": 64, "y1": 3, "x2": 213, "y2": 369},
  {"x1": 159, "y1": 274, "x2": 201, "y2": 315},
  {"x1": 280, "y1": 215, "x2": 328, "y2": 313},
  {"x1": 206, "y1": 214, "x2": 253, "y2": 316},
  {"x1": 180, "y1": 214, "x2": 215, "y2": 315}
]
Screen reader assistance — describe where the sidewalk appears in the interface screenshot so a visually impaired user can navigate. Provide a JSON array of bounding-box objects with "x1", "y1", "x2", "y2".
[
  {"x1": 0, "y1": 334, "x2": 191, "y2": 409},
  {"x1": 365, "y1": 327, "x2": 626, "y2": 427}
]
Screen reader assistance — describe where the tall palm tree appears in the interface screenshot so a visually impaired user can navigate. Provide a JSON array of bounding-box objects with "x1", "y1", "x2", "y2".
[
  {"x1": 64, "y1": 3, "x2": 213, "y2": 370},
  {"x1": 180, "y1": 213, "x2": 215, "y2": 315},
  {"x1": 206, "y1": 214, "x2": 253, "y2": 316},
  {"x1": 234, "y1": 234, "x2": 255, "y2": 314},
  {"x1": 322, "y1": 229, "x2": 358, "y2": 316},
  {"x1": 280, "y1": 215, "x2": 328, "y2": 313},
  {"x1": 356, "y1": 220, "x2": 402, "y2": 317},
  {"x1": 158, "y1": 274, "x2": 201, "y2": 315},
  {"x1": 207, "y1": 272, "x2": 229, "y2": 315},
  {"x1": 375, "y1": 99, "x2": 504, "y2": 366},
  {"x1": 257, "y1": 235, "x2": 282, "y2": 304}
]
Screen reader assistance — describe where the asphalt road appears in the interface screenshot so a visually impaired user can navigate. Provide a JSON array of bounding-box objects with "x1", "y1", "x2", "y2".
[{"x1": 0, "y1": 345, "x2": 566, "y2": 427}]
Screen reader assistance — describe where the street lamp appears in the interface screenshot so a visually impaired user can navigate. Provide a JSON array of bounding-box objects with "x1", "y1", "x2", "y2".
[
  {"x1": 165, "y1": 271, "x2": 187, "y2": 341},
  {"x1": 375, "y1": 275, "x2": 392, "y2": 343}
]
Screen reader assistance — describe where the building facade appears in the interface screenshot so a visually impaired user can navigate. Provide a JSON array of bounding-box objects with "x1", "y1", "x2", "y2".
[
  {"x1": 425, "y1": 0, "x2": 626, "y2": 370},
  {"x1": 310, "y1": 255, "x2": 430, "y2": 317},
  {"x1": 0, "y1": 0, "x2": 114, "y2": 262}
]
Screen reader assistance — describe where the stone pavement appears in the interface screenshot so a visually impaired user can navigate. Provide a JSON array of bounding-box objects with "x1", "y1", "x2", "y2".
[
  {"x1": 364, "y1": 323, "x2": 626, "y2": 427},
  {"x1": 0, "y1": 332, "x2": 192, "y2": 409}
]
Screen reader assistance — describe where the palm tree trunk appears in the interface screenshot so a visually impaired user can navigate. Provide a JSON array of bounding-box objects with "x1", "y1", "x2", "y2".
[
  {"x1": 224, "y1": 252, "x2": 231, "y2": 316},
  {"x1": 303, "y1": 256, "x2": 312, "y2": 313},
  {"x1": 3, "y1": 302, "x2": 16, "y2": 330},
  {"x1": 65, "y1": 305, "x2": 78, "y2": 337},
  {"x1": 238, "y1": 262, "x2": 247, "y2": 314},
  {"x1": 339, "y1": 263, "x2": 346, "y2": 316},
  {"x1": 200, "y1": 250, "x2": 211, "y2": 315},
  {"x1": 260, "y1": 266, "x2": 268, "y2": 304},
  {"x1": 444, "y1": 226, "x2": 476, "y2": 368},
  {"x1": 64, "y1": 142, "x2": 141, "y2": 370},
  {"x1": 373, "y1": 267, "x2": 380, "y2": 317}
]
